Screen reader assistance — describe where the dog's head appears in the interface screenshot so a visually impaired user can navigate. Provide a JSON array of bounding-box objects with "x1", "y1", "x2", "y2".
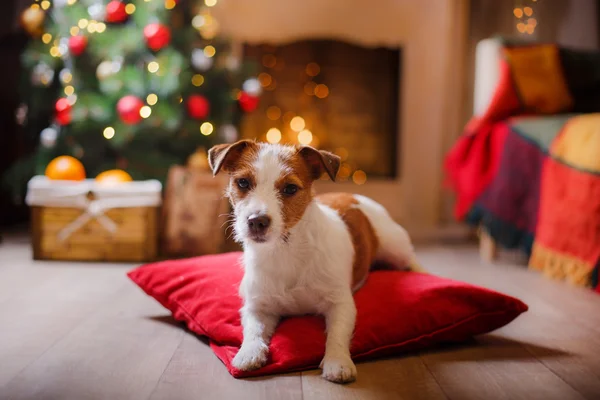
[{"x1": 208, "y1": 140, "x2": 340, "y2": 245}]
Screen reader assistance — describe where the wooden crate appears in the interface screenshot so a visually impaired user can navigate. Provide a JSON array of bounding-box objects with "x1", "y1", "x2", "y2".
[{"x1": 26, "y1": 176, "x2": 162, "y2": 263}]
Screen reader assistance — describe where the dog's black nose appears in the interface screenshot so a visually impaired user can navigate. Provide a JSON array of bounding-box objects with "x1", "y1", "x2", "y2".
[{"x1": 248, "y1": 215, "x2": 271, "y2": 235}]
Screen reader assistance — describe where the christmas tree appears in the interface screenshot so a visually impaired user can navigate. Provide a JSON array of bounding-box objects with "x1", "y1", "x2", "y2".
[{"x1": 6, "y1": 0, "x2": 259, "y2": 197}]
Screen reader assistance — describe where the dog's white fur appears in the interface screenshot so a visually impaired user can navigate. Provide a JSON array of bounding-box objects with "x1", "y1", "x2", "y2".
[{"x1": 218, "y1": 144, "x2": 416, "y2": 383}]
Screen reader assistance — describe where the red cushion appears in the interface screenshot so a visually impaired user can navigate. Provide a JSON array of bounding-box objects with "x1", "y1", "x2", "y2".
[{"x1": 128, "y1": 252, "x2": 528, "y2": 378}]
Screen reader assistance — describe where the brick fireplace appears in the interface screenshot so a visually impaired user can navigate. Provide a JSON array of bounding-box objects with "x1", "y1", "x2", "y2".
[{"x1": 213, "y1": 0, "x2": 468, "y2": 239}]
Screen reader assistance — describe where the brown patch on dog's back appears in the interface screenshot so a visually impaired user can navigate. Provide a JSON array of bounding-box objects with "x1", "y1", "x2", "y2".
[{"x1": 316, "y1": 192, "x2": 379, "y2": 290}]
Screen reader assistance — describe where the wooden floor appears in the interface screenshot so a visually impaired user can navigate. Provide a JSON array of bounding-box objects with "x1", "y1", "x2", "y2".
[{"x1": 1, "y1": 235, "x2": 600, "y2": 400}]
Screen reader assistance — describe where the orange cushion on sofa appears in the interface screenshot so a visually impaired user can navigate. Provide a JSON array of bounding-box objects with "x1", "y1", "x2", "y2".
[{"x1": 127, "y1": 252, "x2": 528, "y2": 378}]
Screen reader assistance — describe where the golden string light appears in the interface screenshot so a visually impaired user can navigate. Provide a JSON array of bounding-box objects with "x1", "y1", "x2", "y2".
[
  {"x1": 42, "y1": 33, "x2": 52, "y2": 44},
  {"x1": 203, "y1": 45, "x2": 216, "y2": 58},
  {"x1": 290, "y1": 116, "x2": 305, "y2": 132},
  {"x1": 140, "y1": 106, "x2": 152, "y2": 119},
  {"x1": 191, "y1": 74, "x2": 204, "y2": 86},
  {"x1": 314, "y1": 84, "x2": 329, "y2": 99},
  {"x1": 49, "y1": 46, "x2": 60, "y2": 57},
  {"x1": 352, "y1": 170, "x2": 367, "y2": 185},
  {"x1": 64, "y1": 85, "x2": 75, "y2": 96},
  {"x1": 87, "y1": 21, "x2": 98, "y2": 33},
  {"x1": 70, "y1": 26, "x2": 80, "y2": 36},
  {"x1": 304, "y1": 81, "x2": 316, "y2": 96},
  {"x1": 297, "y1": 129, "x2": 313, "y2": 145},
  {"x1": 146, "y1": 94, "x2": 158, "y2": 106},
  {"x1": 148, "y1": 61, "x2": 159, "y2": 73},
  {"x1": 125, "y1": 4, "x2": 136, "y2": 15},
  {"x1": 165, "y1": 0, "x2": 177, "y2": 10},
  {"x1": 266, "y1": 128, "x2": 282, "y2": 144},
  {"x1": 306, "y1": 62, "x2": 320, "y2": 77},
  {"x1": 103, "y1": 127, "x2": 115, "y2": 139},
  {"x1": 335, "y1": 147, "x2": 349, "y2": 161},
  {"x1": 258, "y1": 72, "x2": 272, "y2": 87},
  {"x1": 200, "y1": 122, "x2": 214, "y2": 136}
]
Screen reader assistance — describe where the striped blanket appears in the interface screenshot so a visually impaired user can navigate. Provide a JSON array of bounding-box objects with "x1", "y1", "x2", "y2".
[{"x1": 444, "y1": 39, "x2": 600, "y2": 291}]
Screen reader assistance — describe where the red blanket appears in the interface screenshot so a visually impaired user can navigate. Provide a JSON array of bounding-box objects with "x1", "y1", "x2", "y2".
[{"x1": 444, "y1": 39, "x2": 600, "y2": 290}]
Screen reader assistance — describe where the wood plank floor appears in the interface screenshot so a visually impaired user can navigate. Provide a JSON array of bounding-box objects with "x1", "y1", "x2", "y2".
[{"x1": 1, "y1": 235, "x2": 600, "y2": 400}]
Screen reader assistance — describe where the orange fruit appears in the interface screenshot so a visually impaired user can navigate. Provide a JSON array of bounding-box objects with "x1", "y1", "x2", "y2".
[
  {"x1": 45, "y1": 155, "x2": 86, "y2": 181},
  {"x1": 95, "y1": 169, "x2": 133, "y2": 185}
]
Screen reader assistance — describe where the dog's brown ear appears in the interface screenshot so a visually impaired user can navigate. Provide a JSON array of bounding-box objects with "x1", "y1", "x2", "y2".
[
  {"x1": 208, "y1": 140, "x2": 256, "y2": 176},
  {"x1": 298, "y1": 146, "x2": 341, "y2": 181}
]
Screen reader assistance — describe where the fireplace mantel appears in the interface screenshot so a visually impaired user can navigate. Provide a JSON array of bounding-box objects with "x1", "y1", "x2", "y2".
[{"x1": 213, "y1": 0, "x2": 469, "y2": 240}]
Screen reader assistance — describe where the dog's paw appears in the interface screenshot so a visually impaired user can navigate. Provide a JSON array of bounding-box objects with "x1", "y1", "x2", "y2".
[
  {"x1": 232, "y1": 342, "x2": 269, "y2": 371},
  {"x1": 320, "y1": 354, "x2": 357, "y2": 384}
]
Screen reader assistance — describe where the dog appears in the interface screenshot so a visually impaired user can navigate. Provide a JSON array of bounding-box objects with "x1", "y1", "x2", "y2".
[{"x1": 208, "y1": 140, "x2": 419, "y2": 383}]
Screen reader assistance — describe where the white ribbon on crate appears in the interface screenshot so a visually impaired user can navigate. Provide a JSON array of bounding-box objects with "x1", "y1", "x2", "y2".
[{"x1": 25, "y1": 176, "x2": 162, "y2": 242}]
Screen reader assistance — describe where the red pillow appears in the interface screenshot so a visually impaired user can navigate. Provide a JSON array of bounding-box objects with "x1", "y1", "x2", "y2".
[{"x1": 128, "y1": 252, "x2": 527, "y2": 378}]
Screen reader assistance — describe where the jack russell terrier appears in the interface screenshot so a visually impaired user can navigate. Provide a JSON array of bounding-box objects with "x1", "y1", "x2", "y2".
[{"x1": 208, "y1": 140, "x2": 419, "y2": 384}]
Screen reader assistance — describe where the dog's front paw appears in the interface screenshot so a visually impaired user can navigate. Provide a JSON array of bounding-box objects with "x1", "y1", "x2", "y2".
[
  {"x1": 320, "y1": 354, "x2": 357, "y2": 384},
  {"x1": 232, "y1": 342, "x2": 269, "y2": 371}
]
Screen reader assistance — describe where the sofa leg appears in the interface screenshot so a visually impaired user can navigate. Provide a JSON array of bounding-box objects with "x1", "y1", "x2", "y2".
[{"x1": 479, "y1": 228, "x2": 498, "y2": 262}]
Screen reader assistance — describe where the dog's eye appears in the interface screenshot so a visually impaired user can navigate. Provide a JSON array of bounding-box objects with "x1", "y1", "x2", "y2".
[
  {"x1": 237, "y1": 179, "x2": 250, "y2": 190},
  {"x1": 282, "y1": 184, "x2": 298, "y2": 196}
]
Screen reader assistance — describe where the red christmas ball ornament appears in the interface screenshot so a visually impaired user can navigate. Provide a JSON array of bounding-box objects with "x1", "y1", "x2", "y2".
[
  {"x1": 143, "y1": 23, "x2": 171, "y2": 52},
  {"x1": 105, "y1": 1, "x2": 128, "y2": 24},
  {"x1": 116, "y1": 95, "x2": 144, "y2": 125},
  {"x1": 68, "y1": 35, "x2": 88, "y2": 56},
  {"x1": 55, "y1": 98, "x2": 72, "y2": 125},
  {"x1": 238, "y1": 92, "x2": 260, "y2": 113},
  {"x1": 186, "y1": 95, "x2": 210, "y2": 119}
]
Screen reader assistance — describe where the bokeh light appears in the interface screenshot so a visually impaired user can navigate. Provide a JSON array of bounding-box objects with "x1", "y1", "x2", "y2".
[
  {"x1": 140, "y1": 106, "x2": 152, "y2": 118},
  {"x1": 314, "y1": 84, "x2": 329, "y2": 99},
  {"x1": 191, "y1": 74, "x2": 204, "y2": 86},
  {"x1": 125, "y1": 4, "x2": 136, "y2": 14},
  {"x1": 204, "y1": 45, "x2": 216, "y2": 58},
  {"x1": 513, "y1": 8, "x2": 523, "y2": 18},
  {"x1": 103, "y1": 127, "x2": 115, "y2": 139},
  {"x1": 306, "y1": 62, "x2": 320, "y2": 77},
  {"x1": 352, "y1": 170, "x2": 367, "y2": 185},
  {"x1": 147, "y1": 61, "x2": 159, "y2": 73},
  {"x1": 266, "y1": 128, "x2": 282, "y2": 144},
  {"x1": 146, "y1": 94, "x2": 158, "y2": 105},
  {"x1": 266, "y1": 106, "x2": 281, "y2": 121},
  {"x1": 297, "y1": 129, "x2": 313, "y2": 145},
  {"x1": 200, "y1": 122, "x2": 214, "y2": 136},
  {"x1": 290, "y1": 116, "x2": 305, "y2": 132}
]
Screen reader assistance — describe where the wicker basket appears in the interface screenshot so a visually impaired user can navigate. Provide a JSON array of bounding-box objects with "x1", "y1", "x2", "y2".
[{"x1": 26, "y1": 176, "x2": 162, "y2": 262}]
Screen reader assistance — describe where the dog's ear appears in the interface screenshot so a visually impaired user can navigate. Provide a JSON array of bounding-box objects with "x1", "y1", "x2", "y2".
[
  {"x1": 208, "y1": 140, "x2": 256, "y2": 176},
  {"x1": 298, "y1": 146, "x2": 341, "y2": 181}
]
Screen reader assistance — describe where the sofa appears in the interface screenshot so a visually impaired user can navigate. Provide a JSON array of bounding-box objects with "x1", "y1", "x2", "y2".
[{"x1": 444, "y1": 37, "x2": 600, "y2": 292}]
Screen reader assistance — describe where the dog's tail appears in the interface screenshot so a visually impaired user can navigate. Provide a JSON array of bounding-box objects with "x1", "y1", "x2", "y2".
[{"x1": 354, "y1": 195, "x2": 426, "y2": 273}]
